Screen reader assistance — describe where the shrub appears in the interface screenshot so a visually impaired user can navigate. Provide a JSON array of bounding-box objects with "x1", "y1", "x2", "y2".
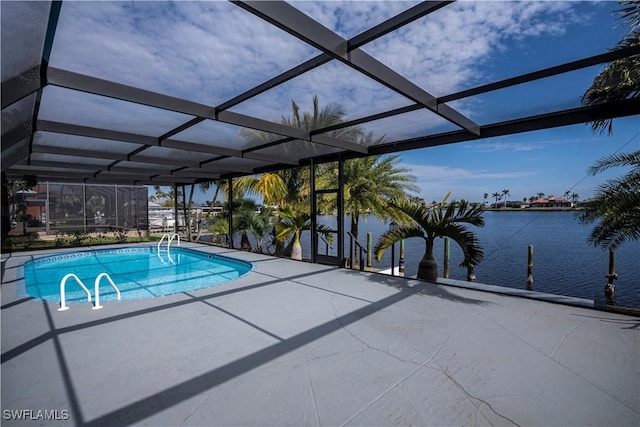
[
  {"x1": 113, "y1": 227, "x2": 128, "y2": 243},
  {"x1": 70, "y1": 230, "x2": 89, "y2": 245}
]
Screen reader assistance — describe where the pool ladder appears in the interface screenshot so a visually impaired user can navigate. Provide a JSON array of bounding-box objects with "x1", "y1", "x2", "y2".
[
  {"x1": 58, "y1": 272, "x2": 121, "y2": 311},
  {"x1": 158, "y1": 233, "x2": 181, "y2": 254}
]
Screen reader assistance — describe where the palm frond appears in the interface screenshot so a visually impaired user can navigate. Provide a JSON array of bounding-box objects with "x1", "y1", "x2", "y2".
[
  {"x1": 617, "y1": 1, "x2": 640, "y2": 30},
  {"x1": 582, "y1": 3, "x2": 640, "y2": 135},
  {"x1": 377, "y1": 196, "x2": 485, "y2": 269},
  {"x1": 579, "y1": 148, "x2": 640, "y2": 250},
  {"x1": 374, "y1": 225, "x2": 426, "y2": 262},
  {"x1": 587, "y1": 150, "x2": 640, "y2": 175},
  {"x1": 439, "y1": 222, "x2": 485, "y2": 267}
]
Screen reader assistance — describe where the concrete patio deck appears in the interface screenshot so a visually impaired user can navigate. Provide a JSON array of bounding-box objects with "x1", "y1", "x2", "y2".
[{"x1": 2, "y1": 243, "x2": 639, "y2": 426}]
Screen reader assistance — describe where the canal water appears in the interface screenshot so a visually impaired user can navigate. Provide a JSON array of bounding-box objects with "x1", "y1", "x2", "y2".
[
  {"x1": 334, "y1": 211, "x2": 639, "y2": 308},
  {"x1": 223, "y1": 210, "x2": 639, "y2": 307}
]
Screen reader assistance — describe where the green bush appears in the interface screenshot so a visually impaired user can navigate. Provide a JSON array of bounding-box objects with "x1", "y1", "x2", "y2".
[
  {"x1": 70, "y1": 230, "x2": 89, "y2": 245},
  {"x1": 113, "y1": 227, "x2": 128, "y2": 243}
]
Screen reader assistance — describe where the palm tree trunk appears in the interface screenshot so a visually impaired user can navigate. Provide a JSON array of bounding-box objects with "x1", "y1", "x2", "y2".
[
  {"x1": 240, "y1": 231, "x2": 251, "y2": 251},
  {"x1": 350, "y1": 213, "x2": 359, "y2": 241},
  {"x1": 417, "y1": 238, "x2": 438, "y2": 282},
  {"x1": 291, "y1": 230, "x2": 302, "y2": 260}
]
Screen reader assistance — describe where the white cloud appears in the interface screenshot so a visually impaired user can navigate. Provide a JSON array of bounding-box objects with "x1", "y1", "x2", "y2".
[
  {"x1": 467, "y1": 136, "x2": 588, "y2": 152},
  {"x1": 405, "y1": 164, "x2": 536, "y2": 182},
  {"x1": 363, "y1": 1, "x2": 579, "y2": 96},
  {"x1": 289, "y1": 1, "x2": 421, "y2": 39},
  {"x1": 474, "y1": 142, "x2": 544, "y2": 152},
  {"x1": 50, "y1": 2, "x2": 319, "y2": 106},
  {"x1": 46, "y1": 0, "x2": 594, "y2": 141}
]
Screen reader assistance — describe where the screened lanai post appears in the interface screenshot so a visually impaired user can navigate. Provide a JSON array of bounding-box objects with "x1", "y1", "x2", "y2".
[
  {"x1": 338, "y1": 156, "x2": 345, "y2": 265},
  {"x1": 310, "y1": 159, "x2": 317, "y2": 264},
  {"x1": 181, "y1": 184, "x2": 191, "y2": 241},
  {"x1": 82, "y1": 183, "x2": 87, "y2": 232},
  {"x1": 45, "y1": 182, "x2": 50, "y2": 234},
  {"x1": 173, "y1": 184, "x2": 178, "y2": 234},
  {"x1": 228, "y1": 177, "x2": 234, "y2": 249}
]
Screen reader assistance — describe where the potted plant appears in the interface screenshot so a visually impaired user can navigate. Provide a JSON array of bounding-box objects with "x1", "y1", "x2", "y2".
[{"x1": 374, "y1": 193, "x2": 485, "y2": 282}]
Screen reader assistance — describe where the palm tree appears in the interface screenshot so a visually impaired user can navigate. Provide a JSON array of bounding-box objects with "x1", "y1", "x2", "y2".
[
  {"x1": 536, "y1": 192, "x2": 545, "y2": 200},
  {"x1": 238, "y1": 95, "x2": 362, "y2": 207},
  {"x1": 239, "y1": 95, "x2": 361, "y2": 208},
  {"x1": 582, "y1": 1, "x2": 640, "y2": 134},
  {"x1": 374, "y1": 193, "x2": 485, "y2": 282},
  {"x1": 578, "y1": 2, "x2": 640, "y2": 253},
  {"x1": 234, "y1": 202, "x2": 259, "y2": 251},
  {"x1": 274, "y1": 205, "x2": 333, "y2": 260},
  {"x1": 152, "y1": 185, "x2": 178, "y2": 207},
  {"x1": 240, "y1": 95, "x2": 361, "y2": 255},
  {"x1": 318, "y1": 148, "x2": 418, "y2": 241},
  {"x1": 281, "y1": 95, "x2": 361, "y2": 140},
  {"x1": 208, "y1": 216, "x2": 229, "y2": 246},
  {"x1": 483, "y1": 193, "x2": 489, "y2": 206},
  {"x1": 274, "y1": 205, "x2": 308, "y2": 260},
  {"x1": 578, "y1": 150, "x2": 640, "y2": 250},
  {"x1": 571, "y1": 193, "x2": 580, "y2": 207},
  {"x1": 248, "y1": 207, "x2": 275, "y2": 253},
  {"x1": 502, "y1": 188, "x2": 510, "y2": 208},
  {"x1": 234, "y1": 174, "x2": 288, "y2": 208},
  {"x1": 198, "y1": 179, "x2": 228, "y2": 208},
  {"x1": 492, "y1": 192, "x2": 501, "y2": 207}
]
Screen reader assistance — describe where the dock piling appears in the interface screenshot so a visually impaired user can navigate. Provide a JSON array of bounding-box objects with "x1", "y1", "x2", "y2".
[
  {"x1": 443, "y1": 237, "x2": 450, "y2": 279},
  {"x1": 399, "y1": 240, "x2": 405, "y2": 275},
  {"x1": 605, "y1": 249, "x2": 617, "y2": 297},
  {"x1": 467, "y1": 266, "x2": 476, "y2": 282},
  {"x1": 527, "y1": 245, "x2": 534, "y2": 290}
]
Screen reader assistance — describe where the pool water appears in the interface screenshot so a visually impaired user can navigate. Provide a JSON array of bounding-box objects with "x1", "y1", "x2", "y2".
[{"x1": 23, "y1": 246, "x2": 252, "y2": 303}]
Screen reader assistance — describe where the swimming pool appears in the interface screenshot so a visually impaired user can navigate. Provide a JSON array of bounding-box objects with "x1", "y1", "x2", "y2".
[{"x1": 23, "y1": 246, "x2": 252, "y2": 304}]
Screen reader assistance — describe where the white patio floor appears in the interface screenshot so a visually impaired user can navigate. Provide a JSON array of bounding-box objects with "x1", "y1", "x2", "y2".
[{"x1": 2, "y1": 243, "x2": 638, "y2": 426}]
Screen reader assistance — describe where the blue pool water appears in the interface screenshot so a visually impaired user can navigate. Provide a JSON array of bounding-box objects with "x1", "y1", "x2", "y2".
[{"x1": 23, "y1": 246, "x2": 252, "y2": 303}]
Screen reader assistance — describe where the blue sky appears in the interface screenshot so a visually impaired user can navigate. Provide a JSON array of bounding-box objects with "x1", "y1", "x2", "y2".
[
  {"x1": 43, "y1": 1, "x2": 639, "y2": 205},
  {"x1": 403, "y1": 116, "x2": 640, "y2": 203}
]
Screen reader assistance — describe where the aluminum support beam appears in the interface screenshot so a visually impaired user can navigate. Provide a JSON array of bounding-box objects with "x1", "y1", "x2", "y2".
[
  {"x1": 218, "y1": 1, "x2": 450, "y2": 113},
  {"x1": 45, "y1": 67, "x2": 365, "y2": 157},
  {"x1": 160, "y1": 139, "x2": 242, "y2": 157},
  {"x1": 234, "y1": 1, "x2": 480, "y2": 135},
  {"x1": 372, "y1": 97, "x2": 640, "y2": 155},
  {"x1": 348, "y1": 1, "x2": 452, "y2": 50},
  {"x1": 1, "y1": 138, "x2": 31, "y2": 169},
  {"x1": 440, "y1": 44, "x2": 640, "y2": 104},
  {"x1": 31, "y1": 145, "x2": 128, "y2": 161},
  {"x1": 37, "y1": 120, "x2": 157, "y2": 146},
  {"x1": 242, "y1": 151, "x2": 299, "y2": 165},
  {"x1": 1, "y1": 66, "x2": 42, "y2": 109},
  {"x1": 2, "y1": 121, "x2": 33, "y2": 151},
  {"x1": 47, "y1": 68, "x2": 215, "y2": 118}
]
